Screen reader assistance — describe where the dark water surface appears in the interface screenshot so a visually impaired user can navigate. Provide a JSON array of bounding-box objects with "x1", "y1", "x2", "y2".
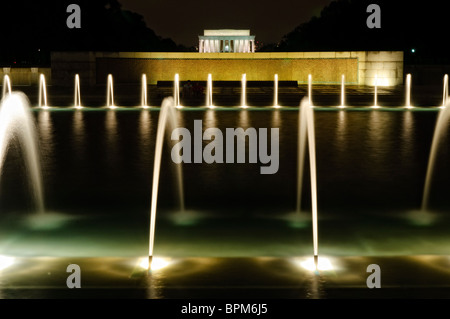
[{"x1": 1, "y1": 107, "x2": 450, "y2": 258}]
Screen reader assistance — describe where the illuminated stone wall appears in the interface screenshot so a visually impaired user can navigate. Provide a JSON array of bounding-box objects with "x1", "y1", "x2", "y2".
[
  {"x1": 1, "y1": 67, "x2": 51, "y2": 85},
  {"x1": 51, "y1": 51, "x2": 404, "y2": 86}
]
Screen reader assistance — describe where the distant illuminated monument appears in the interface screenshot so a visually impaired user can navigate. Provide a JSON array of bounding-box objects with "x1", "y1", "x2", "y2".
[{"x1": 199, "y1": 30, "x2": 255, "y2": 53}]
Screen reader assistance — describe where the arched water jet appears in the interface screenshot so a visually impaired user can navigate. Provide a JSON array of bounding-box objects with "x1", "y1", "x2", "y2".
[
  {"x1": 2, "y1": 75, "x2": 12, "y2": 99},
  {"x1": 206, "y1": 74, "x2": 214, "y2": 108},
  {"x1": 241, "y1": 74, "x2": 247, "y2": 108},
  {"x1": 273, "y1": 74, "x2": 280, "y2": 108},
  {"x1": 422, "y1": 100, "x2": 450, "y2": 211},
  {"x1": 338, "y1": 74, "x2": 345, "y2": 108},
  {"x1": 106, "y1": 74, "x2": 116, "y2": 109},
  {"x1": 0, "y1": 92, "x2": 45, "y2": 213},
  {"x1": 174, "y1": 74, "x2": 181, "y2": 108},
  {"x1": 148, "y1": 97, "x2": 184, "y2": 264},
  {"x1": 405, "y1": 74, "x2": 413, "y2": 109},
  {"x1": 442, "y1": 74, "x2": 448, "y2": 108},
  {"x1": 74, "y1": 74, "x2": 82, "y2": 109},
  {"x1": 38, "y1": 74, "x2": 48, "y2": 109},
  {"x1": 141, "y1": 74, "x2": 148, "y2": 108},
  {"x1": 296, "y1": 96, "x2": 319, "y2": 267}
]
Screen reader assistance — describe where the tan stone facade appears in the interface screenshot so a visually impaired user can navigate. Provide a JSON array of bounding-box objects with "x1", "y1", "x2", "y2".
[{"x1": 50, "y1": 51, "x2": 404, "y2": 86}]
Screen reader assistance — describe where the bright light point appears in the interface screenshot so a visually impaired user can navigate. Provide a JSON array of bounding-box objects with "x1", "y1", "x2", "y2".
[
  {"x1": 40, "y1": 106, "x2": 50, "y2": 110},
  {"x1": 150, "y1": 257, "x2": 172, "y2": 271},
  {"x1": 0, "y1": 255, "x2": 15, "y2": 271},
  {"x1": 338, "y1": 105, "x2": 346, "y2": 109},
  {"x1": 411, "y1": 49, "x2": 415, "y2": 53},
  {"x1": 176, "y1": 105, "x2": 183, "y2": 109},
  {"x1": 297, "y1": 257, "x2": 334, "y2": 271},
  {"x1": 208, "y1": 105, "x2": 215, "y2": 109},
  {"x1": 138, "y1": 257, "x2": 150, "y2": 270},
  {"x1": 75, "y1": 105, "x2": 83, "y2": 109},
  {"x1": 108, "y1": 105, "x2": 117, "y2": 109},
  {"x1": 273, "y1": 105, "x2": 281, "y2": 109},
  {"x1": 241, "y1": 105, "x2": 248, "y2": 109},
  {"x1": 404, "y1": 105, "x2": 414, "y2": 109},
  {"x1": 371, "y1": 105, "x2": 380, "y2": 109},
  {"x1": 142, "y1": 105, "x2": 149, "y2": 109}
]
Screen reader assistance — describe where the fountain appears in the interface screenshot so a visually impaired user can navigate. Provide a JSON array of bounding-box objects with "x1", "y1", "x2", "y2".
[
  {"x1": 148, "y1": 97, "x2": 184, "y2": 265},
  {"x1": 38, "y1": 74, "x2": 48, "y2": 109},
  {"x1": 241, "y1": 74, "x2": 247, "y2": 108},
  {"x1": 174, "y1": 74, "x2": 181, "y2": 108},
  {"x1": 107, "y1": 74, "x2": 116, "y2": 109},
  {"x1": 273, "y1": 74, "x2": 279, "y2": 108},
  {"x1": 442, "y1": 74, "x2": 448, "y2": 108},
  {"x1": 405, "y1": 73, "x2": 413, "y2": 109},
  {"x1": 141, "y1": 74, "x2": 148, "y2": 108},
  {"x1": 297, "y1": 97, "x2": 319, "y2": 267},
  {"x1": 338, "y1": 74, "x2": 345, "y2": 108},
  {"x1": 372, "y1": 74, "x2": 379, "y2": 109},
  {"x1": 206, "y1": 74, "x2": 214, "y2": 108},
  {"x1": 74, "y1": 74, "x2": 82, "y2": 109},
  {"x1": 421, "y1": 99, "x2": 450, "y2": 212},
  {"x1": 0, "y1": 92, "x2": 45, "y2": 213},
  {"x1": 2, "y1": 75, "x2": 12, "y2": 100},
  {"x1": 308, "y1": 74, "x2": 312, "y2": 106}
]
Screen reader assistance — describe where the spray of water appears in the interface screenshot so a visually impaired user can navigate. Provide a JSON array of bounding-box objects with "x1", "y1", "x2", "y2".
[
  {"x1": 141, "y1": 74, "x2": 148, "y2": 108},
  {"x1": 297, "y1": 97, "x2": 319, "y2": 264},
  {"x1": 274, "y1": 74, "x2": 279, "y2": 108},
  {"x1": 0, "y1": 92, "x2": 45, "y2": 213},
  {"x1": 2, "y1": 75, "x2": 12, "y2": 100},
  {"x1": 206, "y1": 74, "x2": 213, "y2": 108},
  {"x1": 107, "y1": 74, "x2": 115, "y2": 109},
  {"x1": 405, "y1": 74, "x2": 412, "y2": 109},
  {"x1": 241, "y1": 74, "x2": 247, "y2": 108},
  {"x1": 174, "y1": 74, "x2": 181, "y2": 108},
  {"x1": 148, "y1": 97, "x2": 184, "y2": 261},
  {"x1": 38, "y1": 74, "x2": 48, "y2": 108},
  {"x1": 74, "y1": 74, "x2": 82, "y2": 108},
  {"x1": 422, "y1": 100, "x2": 450, "y2": 211}
]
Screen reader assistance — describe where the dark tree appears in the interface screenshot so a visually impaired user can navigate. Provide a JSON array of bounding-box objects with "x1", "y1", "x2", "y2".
[
  {"x1": 0, "y1": 0, "x2": 185, "y2": 66},
  {"x1": 263, "y1": 0, "x2": 447, "y2": 64}
]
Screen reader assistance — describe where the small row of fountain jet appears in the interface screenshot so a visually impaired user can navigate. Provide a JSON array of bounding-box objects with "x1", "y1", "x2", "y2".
[{"x1": 2, "y1": 72, "x2": 448, "y2": 109}]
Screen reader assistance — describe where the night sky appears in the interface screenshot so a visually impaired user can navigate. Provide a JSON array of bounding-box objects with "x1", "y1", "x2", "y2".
[{"x1": 119, "y1": 0, "x2": 334, "y2": 47}]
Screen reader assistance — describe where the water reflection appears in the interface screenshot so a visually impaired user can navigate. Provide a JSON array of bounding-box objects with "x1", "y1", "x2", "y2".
[
  {"x1": 204, "y1": 109, "x2": 217, "y2": 128},
  {"x1": 105, "y1": 110, "x2": 118, "y2": 167},
  {"x1": 400, "y1": 110, "x2": 415, "y2": 160},
  {"x1": 335, "y1": 110, "x2": 347, "y2": 148},
  {"x1": 37, "y1": 110, "x2": 54, "y2": 169},
  {"x1": 271, "y1": 110, "x2": 282, "y2": 128},
  {"x1": 238, "y1": 110, "x2": 251, "y2": 129},
  {"x1": 72, "y1": 110, "x2": 85, "y2": 159}
]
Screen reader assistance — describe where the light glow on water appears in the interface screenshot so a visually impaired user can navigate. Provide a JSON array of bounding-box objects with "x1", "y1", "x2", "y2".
[
  {"x1": 0, "y1": 255, "x2": 14, "y2": 271},
  {"x1": 296, "y1": 256, "x2": 334, "y2": 271}
]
